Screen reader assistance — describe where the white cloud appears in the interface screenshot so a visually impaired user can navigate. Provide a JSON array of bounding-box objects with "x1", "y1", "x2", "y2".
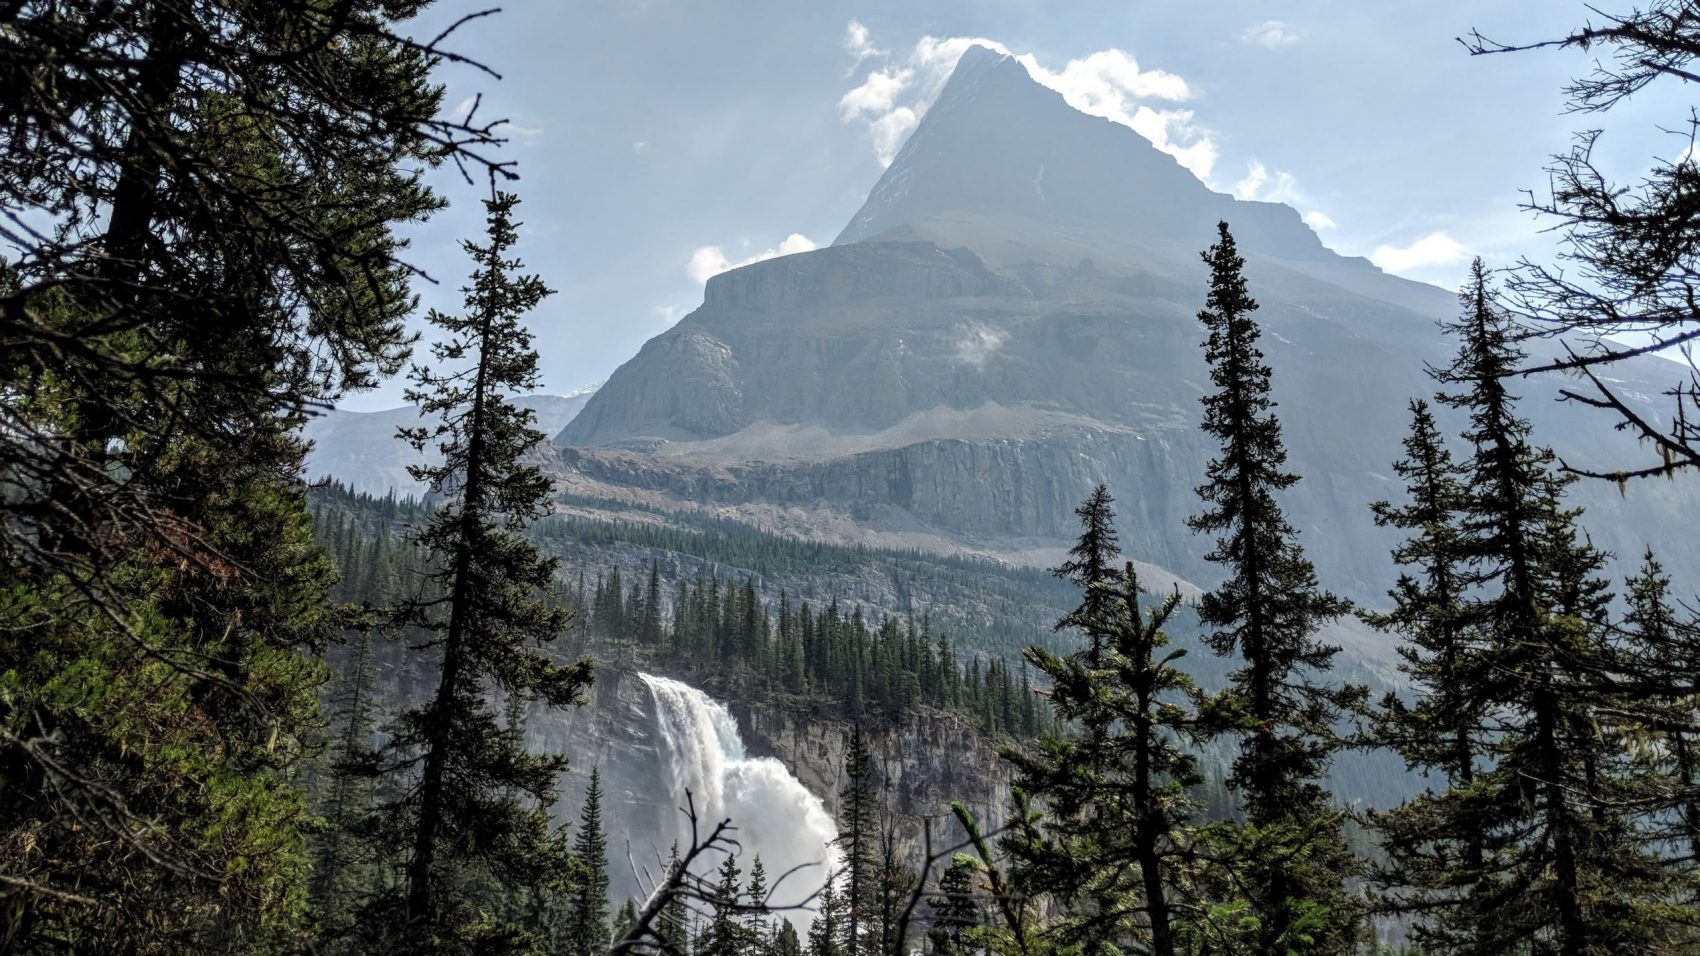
[
  {"x1": 1230, "y1": 160, "x2": 1301, "y2": 203},
  {"x1": 494, "y1": 120, "x2": 542, "y2": 142},
  {"x1": 868, "y1": 107, "x2": 920, "y2": 166},
  {"x1": 633, "y1": 141, "x2": 649, "y2": 153},
  {"x1": 1021, "y1": 48, "x2": 1192, "y2": 108},
  {"x1": 1230, "y1": 159, "x2": 1321, "y2": 218},
  {"x1": 653, "y1": 304, "x2": 689, "y2": 326},
  {"x1": 838, "y1": 28, "x2": 1215, "y2": 177},
  {"x1": 844, "y1": 20, "x2": 884, "y2": 65},
  {"x1": 1019, "y1": 50, "x2": 1209, "y2": 177},
  {"x1": 686, "y1": 233, "x2": 818, "y2": 284},
  {"x1": 1242, "y1": 20, "x2": 1301, "y2": 48},
  {"x1": 1126, "y1": 107, "x2": 1218, "y2": 180},
  {"x1": 840, "y1": 67, "x2": 914, "y2": 120},
  {"x1": 1371, "y1": 232, "x2": 1473, "y2": 274}
]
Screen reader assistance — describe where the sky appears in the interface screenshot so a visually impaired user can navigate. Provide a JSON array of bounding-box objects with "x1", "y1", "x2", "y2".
[{"x1": 344, "y1": 0, "x2": 1692, "y2": 410}]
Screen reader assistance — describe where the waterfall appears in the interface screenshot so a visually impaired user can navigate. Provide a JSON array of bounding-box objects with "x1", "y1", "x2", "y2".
[{"x1": 639, "y1": 673, "x2": 839, "y2": 924}]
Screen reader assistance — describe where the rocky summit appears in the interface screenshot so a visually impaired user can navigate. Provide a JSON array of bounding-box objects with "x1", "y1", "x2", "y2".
[{"x1": 552, "y1": 44, "x2": 1698, "y2": 607}]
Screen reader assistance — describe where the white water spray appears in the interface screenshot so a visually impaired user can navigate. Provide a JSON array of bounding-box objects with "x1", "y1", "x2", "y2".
[{"x1": 639, "y1": 674, "x2": 840, "y2": 926}]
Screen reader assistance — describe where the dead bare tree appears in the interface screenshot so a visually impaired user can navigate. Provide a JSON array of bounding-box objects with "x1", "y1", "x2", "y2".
[
  {"x1": 1463, "y1": 2, "x2": 1700, "y2": 479},
  {"x1": 612, "y1": 791, "x2": 831, "y2": 956}
]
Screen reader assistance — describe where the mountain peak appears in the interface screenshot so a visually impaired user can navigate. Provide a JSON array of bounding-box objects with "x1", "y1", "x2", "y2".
[
  {"x1": 950, "y1": 42, "x2": 1015, "y2": 73},
  {"x1": 834, "y1": 46, "x2": 1327, "y2": 260}
]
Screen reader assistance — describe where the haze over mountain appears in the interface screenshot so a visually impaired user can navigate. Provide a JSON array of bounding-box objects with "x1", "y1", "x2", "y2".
[
  {"x1": 305, "y1": 388, "x2": 598, "y2": 496},
  {"x1": 553, "y1": 45, "x2": 1697, "y2": 612}
]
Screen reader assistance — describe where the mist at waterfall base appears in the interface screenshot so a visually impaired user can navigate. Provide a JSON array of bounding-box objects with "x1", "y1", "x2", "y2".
[{"x1": 639, "y1": 673, "x2": 841, "y2": 932}]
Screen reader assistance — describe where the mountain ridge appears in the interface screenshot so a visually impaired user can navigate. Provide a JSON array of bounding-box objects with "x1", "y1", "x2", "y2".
[{"x1": 549, "y1": 44, "x2": 1700, "y2": 613}]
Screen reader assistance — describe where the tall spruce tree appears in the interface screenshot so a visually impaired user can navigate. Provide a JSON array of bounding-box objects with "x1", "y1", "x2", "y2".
[
  {"x1": 313, "y1": 625, "x2": 384, "y2": 942},
  {"x1": 658, "y1": 843, "x2": 692, "y2": 956},
  {"x1": 703, "y1": 855, "x2": 753, "y2": 956},
  {"x1": 1052, "y1": 484, "x2": 1121, "y2": 663},
  {"x1": 372, "y1": 193, "x2": 593, "y2": 951},
  {"x1": 1622, "y1": 552, "x2": 1700, "y2": 884},
  {"x1": 837, "y1": 727, "x2": 880, "y2": 956},
  {"x1": 1006, "y1": 491, "x2": 1202, "y2": 956},
  {"x1": 927, "y1": 856, "x2": 984, "y2": 956},
  {"x1": 1362, "y1": 399, "x2": 1490, "y2": 946},
  {"x1": 874, "y1": 822, "x2": 916, "y2": 956},
  {"x1": 774, "y1": 920, "x2": 804, "y2": 956},
  {"x1": 808, "y1": 878, "x2": 846, "y2": 956},
  {"x1": 568, "y1": 767, "x2": 613, "y2": 956},
  {"x1": 746, "y1": 856, "x2": 772, "y2": 956},
  {"x1": 1187, "y1": 221, "x2": 1362, "y2": 953},
  {"x1": 1383, "y1": 260, "x2": 1677, "y2": 954}
]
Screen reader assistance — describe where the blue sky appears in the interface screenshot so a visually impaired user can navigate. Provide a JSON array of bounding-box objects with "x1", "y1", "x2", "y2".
[{"x1": 347, "y1": 0, "x2": 1691, "y2": 409}]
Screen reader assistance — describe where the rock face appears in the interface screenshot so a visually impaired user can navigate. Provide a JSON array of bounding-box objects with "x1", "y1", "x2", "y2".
[
  {"x1": 551, "y1": 46, "x2": 1700, "y2": 608},
  {"x1": 734, "y1": 696, "x2": 1014, "y2": 870}
]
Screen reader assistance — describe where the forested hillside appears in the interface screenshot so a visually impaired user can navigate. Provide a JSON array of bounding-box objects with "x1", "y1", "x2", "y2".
[{"x1": 8, "y1": 2, "x2": 1700, "y2": 955}]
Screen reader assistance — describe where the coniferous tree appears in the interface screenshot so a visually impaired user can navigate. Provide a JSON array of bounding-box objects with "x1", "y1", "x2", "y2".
[
  {"x1": 1006, "y1": 492, "x2": 1202, "y2": 956},
  {"x1": 1622, "y1": 552, "x2": 1700, "y2": 883},
  {"x1": 1362, "y1": 399, "x2": 1488, "y2": 947},
  {"x1": 371, "y1": 193, "x2": 594, "y2": 951},
  {"x1": 314, "y1": 626, "x2": 383, "y2": 941},
  {"x1": 659, "y1": 843, "x2": 692, "y2": 956},
  {"x1": 568, "y1": 767, "x2": 612, "y2": 956},
  {"x1": 837, "y1": 727, "x2": 881, "y2": 956},
  {"x1": 808, "y1": 879, "x2": 846, "y2": 956},
  {"x1": 1187, "y1": 221, "x2": 1362, "y2": 953},
  {"x1": 0, "y1": 4, "x2": 508, "y2": 945},
  {"x1": 746, "y1": 856, "x2": 772, "y2": 956},
  {"x1": 1384, "y1": 260, "x2": 1679, "y2": 954},
  {"x1": 875, "y1": 822, "x2": 917, "y2": 956},
  {"x1": 927, "y1": 857, "x2": 984, "y2": 956},
  {"x1": 774, "y1": 920, "x2": 804, "y2": 956},
  {"x1": 703, "y1": 855, "x2": 753, "y2": 956},
  {"x1": 1053, "y1": 484, "x2": 1121, "y2": 663},
  {"x1": 614, "y1": 899, "x2": 641, "y2": 943}
]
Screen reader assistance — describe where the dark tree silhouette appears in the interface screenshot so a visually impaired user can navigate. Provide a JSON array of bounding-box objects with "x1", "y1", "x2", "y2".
[
  {"x1": 371, "y1": 193, "x2": 592, "y2": 951},
  {"x1": 1466, "y1": 2, "x2": 1700, "y2": 479},
  {"x1": 1187, "y1": 221, "x2": 1363, "y2": 953}
]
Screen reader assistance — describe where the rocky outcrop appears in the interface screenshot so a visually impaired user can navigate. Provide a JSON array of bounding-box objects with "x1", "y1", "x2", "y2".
[{"x1": 734, "y1": 695, "x2": 1014, "y2": 868}]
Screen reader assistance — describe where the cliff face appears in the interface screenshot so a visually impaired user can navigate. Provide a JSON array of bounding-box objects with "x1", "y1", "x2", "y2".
[
  {"x1": 733, "y1": 695, "x2": 1014, "y2": 867},
  {"x1": 527, "y1": 664, "x2": 1013, "y2": 905}
]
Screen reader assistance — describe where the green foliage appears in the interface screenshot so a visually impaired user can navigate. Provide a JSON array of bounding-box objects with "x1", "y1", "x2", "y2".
[
  {"x1": 1371, "y1": 261, "x2": 1694, "y2": 955},
  {"x1": 702, "y1": 855, "x2": 758, "y2": 956},
  {"x1": 1187, "y1": 221, "x2": 1364, "y2": 952},
  {"x1": 927, "y1": 856, "x2": 985, "y2": 956},
  {"x1": 838, "y1": 727, "x2": 881, "y2": 956},
  {"x1": 349, "y1": 194, "x2": 594, "y2": 953},
  {"x1": 567, "y1": 767, "x2": 613, "y2": 956},
  {"x1": 1004, "y1": 486, "x2": 1204, "y2": 956},
  {"x1": 584, "y1": 567, "x2": 1048, "y2": 738},
  {"x1": 0, "y1": 431, "x2": 338, "y2": 952},
  {"x1": 0, "y1": 0, "x2": 482, "y2": 947}
]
